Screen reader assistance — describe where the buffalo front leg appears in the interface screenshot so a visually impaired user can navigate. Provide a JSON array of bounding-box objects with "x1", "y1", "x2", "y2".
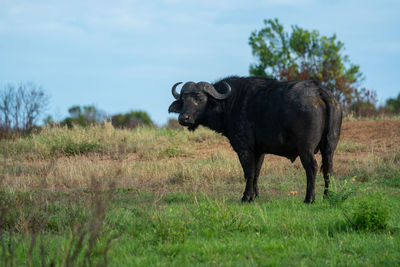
[
  {"x1": 237, "y1": 150, "x2": 256, "y2": 202},
  {"x1": 253, "y1": 153, "x2": 265, "y2": 198}
]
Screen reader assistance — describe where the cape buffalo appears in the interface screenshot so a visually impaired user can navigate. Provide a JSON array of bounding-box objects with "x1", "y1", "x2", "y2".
[{"x1": 168, "y1": 76, "x2": 342, "y2": 203}]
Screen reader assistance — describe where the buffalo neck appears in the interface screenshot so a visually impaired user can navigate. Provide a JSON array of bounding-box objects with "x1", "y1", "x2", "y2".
[{"x1": 200, "y1": 94, "x2": 235, "y2": 136}]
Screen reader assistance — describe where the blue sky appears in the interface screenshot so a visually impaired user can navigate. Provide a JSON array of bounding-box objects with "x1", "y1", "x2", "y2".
[{"x1": 1, "y1": 0, "x2": 399, "y2": 125}]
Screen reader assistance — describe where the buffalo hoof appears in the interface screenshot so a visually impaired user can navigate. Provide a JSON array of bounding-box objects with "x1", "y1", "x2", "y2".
[
  {"x1": 323, "y1": 189, "x2": 329, "y2": 199},
  {"x1": 241, "y1": 193, "x2": 255, "y2": 203},
  {"x1": 303, "y1": 198, "x2": 315, "y2": 204},
  {"x1": 304, "y1": 192, "x2": 315, "y2": 204},
  {"x1": 254, "y1": 188, "x2": 259, "y2": 198}
]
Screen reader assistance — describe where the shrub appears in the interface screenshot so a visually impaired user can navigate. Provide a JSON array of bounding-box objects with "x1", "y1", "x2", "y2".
[
  {"x1": 349, "y1": 196, "x2": 389, "y2": 231},
  {"x1": 111, "y1": 111, "x2": 153, "y2": 129},
  {"x1": 326, "y1": 177, "x2": 356, "y2": 207},
  {"x1": 351, "y1": 100, "x2": 378, "y2": 117},
  {"x1": 161, "y1": 146, "x2": 183, "y2": 158},
  {"x1": 384, "y1": 92, "x2": 400, "y2": 114},
  {"x1": 61, "y1": 140, "x2": 101, "y2": 156},
  {"x1": 165, "y1": 118, "x2": 182, "y2": 130}
]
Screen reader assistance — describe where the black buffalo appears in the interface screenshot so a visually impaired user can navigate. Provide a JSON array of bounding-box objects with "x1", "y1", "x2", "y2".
[{"x1": 168, "y1": 76, "x2": 342, "y2": 203}]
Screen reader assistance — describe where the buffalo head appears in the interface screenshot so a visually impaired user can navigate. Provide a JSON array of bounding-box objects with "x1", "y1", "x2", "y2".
[{"x1": 168, "y1": 81, "x2": 231, "y2": 130}]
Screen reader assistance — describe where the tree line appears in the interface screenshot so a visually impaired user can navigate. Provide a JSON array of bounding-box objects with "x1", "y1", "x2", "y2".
[
  {"x1": 58, "y1": 105, "x2": 154, "y2": 129},
  {"x1": 0, "y1": 83, "x2": 156, "y2": 135},
  {"x1": 1, "y1": 18, "x2": 400, "y2": 134}
]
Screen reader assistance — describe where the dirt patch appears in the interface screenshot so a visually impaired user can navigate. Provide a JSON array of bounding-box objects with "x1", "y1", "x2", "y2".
[
  {"x1": 341, "y1": 120, "x2": 400, "y2": 144},
  {"x1": 194, "y1": 120, "x2": 400, "y2": 164},
  {"x1": 341, "y1": 120, "x2": 400, "y2": 153}
]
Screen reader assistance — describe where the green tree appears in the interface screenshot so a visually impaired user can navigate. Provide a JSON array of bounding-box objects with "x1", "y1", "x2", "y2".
[
  {"x1": 249, "y1": 18, "x2": 376, "y2": 112},
  {"x1": 43, "y1": 115, "x2": 55, "y2": 126},
  {"x1": 385, "y1": 92, "x2": 400, "y2": 113},
  {"x1": 111, "y1": 110, "x2": 153, "y2": 129},
  {"x1": 61, "y1": 105, "x2": 107, "y2": 128}
]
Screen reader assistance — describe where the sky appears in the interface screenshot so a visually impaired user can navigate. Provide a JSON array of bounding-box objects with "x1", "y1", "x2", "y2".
[{"x1": 0, "y1": 0, "x2": 399, "y2": 125}]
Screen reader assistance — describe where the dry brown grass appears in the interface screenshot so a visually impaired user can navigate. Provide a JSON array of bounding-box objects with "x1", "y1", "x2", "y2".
[{"x1": 1, "y1": 120, "x2": 400, "y2": 199}]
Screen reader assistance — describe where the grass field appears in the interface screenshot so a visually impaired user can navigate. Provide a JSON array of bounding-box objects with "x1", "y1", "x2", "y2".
[{"x1": 1, "y1": 120, "x2": 400, "y2": 266}]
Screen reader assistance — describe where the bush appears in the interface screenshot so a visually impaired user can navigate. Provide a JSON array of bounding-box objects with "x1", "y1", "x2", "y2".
[
  {"x1": 350, "y1": 100, "x2": 378, "y2": 117},
  {"x1": 165, "y1": 118, "x2": 182, "y2": 130},
  {"x1": 349, "y1": 196, "x2": 389, "y2": 231},
  {"x1": 161, "y1": 146, "x2": 183, "y2": 158},
  {"x1": 384, "y1": 92, "x2": 400, "y2": 114},
  {"x1": 326, "y1": 177, "x2": 356, "y2": 207},
  {"x1": 60, "y1": 140, "x2": 101, "y2": 156},
  {"x1": 111, "y1": 111, "x2": 153, "y2": 129}
]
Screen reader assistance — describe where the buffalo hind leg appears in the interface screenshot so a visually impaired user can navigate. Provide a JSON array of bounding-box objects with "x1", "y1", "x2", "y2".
[
  {"x1": 253, "y1": 153, "x2": 265, "y2": 198},
  {"x1": 237, "y1": 151, "x2": 256, "y2": 202},
  {"x1": 320, "y1": 141, "x2": 334, "y2": 197},
  {"x1": 299, "y1": 150, "x2": 318, "y2": 203}
]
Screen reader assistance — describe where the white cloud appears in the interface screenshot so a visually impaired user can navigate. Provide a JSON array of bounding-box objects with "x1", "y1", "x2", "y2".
[
  {"x1": 0, "y1": 1, "x2": 158, "y2": 36},
  {"x1": 0, "y1": 0, "x2": 318, "y2": 36}
]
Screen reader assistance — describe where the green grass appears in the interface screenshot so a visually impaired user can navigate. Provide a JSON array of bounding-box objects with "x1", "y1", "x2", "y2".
[
  {"x1": 1, "y1": 190, "x2": 399, "y2": 266},
  {"x1": 336, "y1": 141, "x2": 366, "y2": 153},
  {"x1": 1, "y1": 123, "x2": 400, "y2": 266},
  {"x1": 344, "y1": 113, "x2": 400, "y2": 121}
]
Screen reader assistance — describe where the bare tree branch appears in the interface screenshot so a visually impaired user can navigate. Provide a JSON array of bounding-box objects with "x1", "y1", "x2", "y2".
[{"x1": 0, "y1": 82, "x2": 49, "y2": 133}]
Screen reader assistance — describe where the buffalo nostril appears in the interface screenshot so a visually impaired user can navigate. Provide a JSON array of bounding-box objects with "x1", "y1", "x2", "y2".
[{"x1": 179, "y1": 114, "x2": 190, "y2": 123}]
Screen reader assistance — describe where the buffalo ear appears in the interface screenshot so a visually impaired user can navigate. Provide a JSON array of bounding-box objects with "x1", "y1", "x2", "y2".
[{"x1": 168, "y1": 100, "x2": 182, "y2": 113}]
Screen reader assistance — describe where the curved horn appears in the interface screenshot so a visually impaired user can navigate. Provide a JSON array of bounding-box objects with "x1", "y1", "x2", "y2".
[
  {"x1": 171, "y1": 82, "x2": 182, "y2": 99},
  {"x1": 201, "y1": 81, "x2": 231, "y2": 100}
]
